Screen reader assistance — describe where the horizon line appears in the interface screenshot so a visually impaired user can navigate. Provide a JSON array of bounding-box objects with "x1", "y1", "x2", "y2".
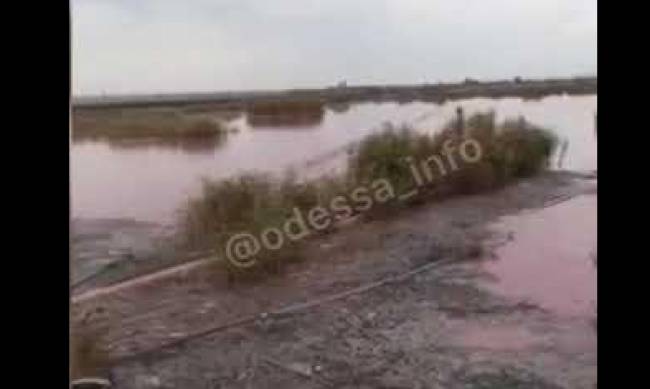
[{"x1": 72, "y1": 74, "x2": 597, "y2": 100}]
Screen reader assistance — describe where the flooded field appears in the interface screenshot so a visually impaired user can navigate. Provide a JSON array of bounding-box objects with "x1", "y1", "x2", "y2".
[{"x1": 71, "y1": 94, "x2": 596, "y2": 223}]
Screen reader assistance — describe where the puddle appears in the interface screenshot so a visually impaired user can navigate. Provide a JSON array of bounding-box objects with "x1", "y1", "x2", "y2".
[{"x1": 483, "y1": 194, "x2": 597, "y2": 318}]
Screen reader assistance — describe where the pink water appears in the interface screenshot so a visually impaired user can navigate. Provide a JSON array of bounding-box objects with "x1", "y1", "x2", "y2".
[
  {"x1": 71, "y1": 95, "x2": 597, "y2": 223},
  {"x1": 484, "y1": 194, "x2": 597, "y2": 318}
]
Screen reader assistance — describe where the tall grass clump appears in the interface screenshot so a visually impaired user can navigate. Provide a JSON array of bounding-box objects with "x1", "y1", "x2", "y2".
[
  {"x1": 348, "y1": 124, "x2": 417, "y2": 193},
  {"x1": 497, "y1": 118, "x2": 558, "y2": 177},
  {"x1": 347, "y1": 123, "x2": 436, "y2": 211},
  {"x1": 347, "y1": 112, "x2": 557, "y2": 202},
  {"x1": 179, "y1": 173, "x2": 340, "y2": 278},
  {"x1": 178, "y1": 111, "x2": 557, "y2": 278},
  {"x1": 453, "y1": 113, "x2": 557, "y2": 192}
]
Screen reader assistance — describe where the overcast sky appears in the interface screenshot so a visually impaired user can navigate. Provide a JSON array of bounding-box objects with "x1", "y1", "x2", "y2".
[{"x1": 72, "y1": 0, "x2": 597, "y2": 96}]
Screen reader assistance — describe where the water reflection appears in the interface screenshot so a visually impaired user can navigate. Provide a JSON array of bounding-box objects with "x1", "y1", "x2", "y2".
[
  {"x1": 244, "y1": 99, "x2": 325, "y2": 129},
  {"x1": 484, "y1": 194, "x2": 597, "y2": 318},
  {"x1": 326, "y1": 101, "x2": 351, "y2": 114},
  {"x1": 246, "y1": 112, "x2": 324, "y2": 128}
]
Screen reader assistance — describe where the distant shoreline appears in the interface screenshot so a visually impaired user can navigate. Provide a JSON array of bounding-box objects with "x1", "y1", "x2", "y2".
[{"x1": 72, "y1": 76, "x2": 597, "y2": 110}]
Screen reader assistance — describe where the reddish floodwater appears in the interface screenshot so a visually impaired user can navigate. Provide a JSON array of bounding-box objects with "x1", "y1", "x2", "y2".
[
  {"x1": 71, "y1": 95, "x2": 597, "y2": 223},
  {"x1": 484, "y1": 194, "x2": 597, "y2": 317}
]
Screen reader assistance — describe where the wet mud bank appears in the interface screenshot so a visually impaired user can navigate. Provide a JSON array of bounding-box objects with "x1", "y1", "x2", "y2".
[
  {"x1": 73, "y1": 171, "x2": 596, "y2": 388},
  {"x1": 71, "y1": 219, "x2": 180, "y2": 294}
]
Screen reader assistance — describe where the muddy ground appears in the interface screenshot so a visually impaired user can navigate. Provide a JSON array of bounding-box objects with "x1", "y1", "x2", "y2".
[
  {"x1": 72, "y1": 171, "x2": 597, "y2": 389},
  {"x1": 71, "y1": 218, "x2": 180, "y2": 294}
]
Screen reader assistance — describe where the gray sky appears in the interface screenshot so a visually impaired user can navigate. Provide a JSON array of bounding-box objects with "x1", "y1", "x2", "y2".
[{"x1": 72, "y1": 0, "x2": 597, "y2": 96}]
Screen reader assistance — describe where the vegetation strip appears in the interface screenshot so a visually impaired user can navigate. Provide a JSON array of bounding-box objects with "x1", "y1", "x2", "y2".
[
  {"x1": 179, "y1": 111, "x2": 558, "y2": 278},
  {"x1": 72, "y1": 77, "x2": 596, "y2": 109}
]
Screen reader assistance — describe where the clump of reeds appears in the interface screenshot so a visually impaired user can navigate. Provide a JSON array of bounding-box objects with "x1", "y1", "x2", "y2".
[
  {"x1": 178, "y1": 112, "x2": 557, "y2": 278},
  {"x1": 347, "y1": 112, "x2": 556, "y2": 200},
  {"x1": 178, "y1": 173, "x2": 338, "y2": 278}
]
